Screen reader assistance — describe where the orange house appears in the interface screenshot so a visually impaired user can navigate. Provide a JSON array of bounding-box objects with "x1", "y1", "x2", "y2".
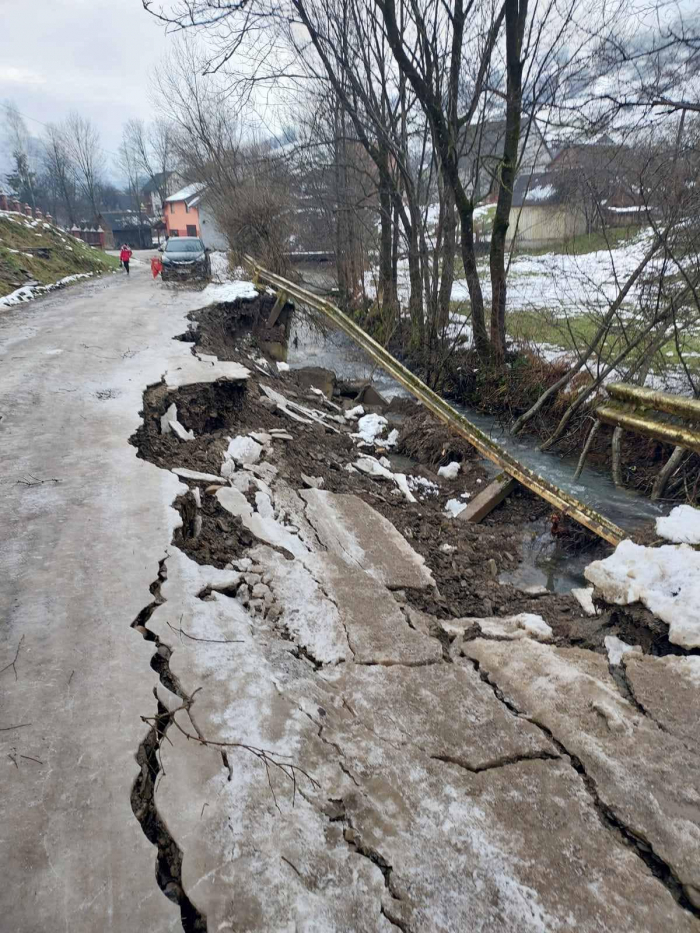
[{"x1": 163, "y1": 183, "x2": 205, "y2": 238}]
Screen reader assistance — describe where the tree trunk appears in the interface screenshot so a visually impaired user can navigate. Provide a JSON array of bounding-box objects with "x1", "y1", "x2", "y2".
[
  {"x1": 438, "y1": 184, "x2": 456, "y2": 332},
  {"x1": 611, "y1": 426, "x2": 624, "y2": 486},
  {"x1": 489, "y1": 0, "x2": 526, "y2": 361},
  {"x1": 456, "y1": 192, "x2": 489, "y2": 356},
  {"x1": 651, "y1": 445, "x2": 686, "y2": 500}
]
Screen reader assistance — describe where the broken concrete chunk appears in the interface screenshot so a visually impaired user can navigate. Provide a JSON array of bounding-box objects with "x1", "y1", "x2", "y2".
[
  {"x1": 269, "y1": 431, "x2": 293, "y2": 441},
  {"x1": 168, "y1": 419, "x2": 195, "y2": 442},
  {"x1": 226, "y1": 435, "x2": 263, "y2": 465},
  {"x1": 294, "y1": 365, "x2": 336, "y2": 399},
  {"x1": 249, "y1": 431, "x2": 272, "y2": 446},
  {"x1": 309, "y1": 551, "x2": 442, "y2": 666},
  {"x1": 164, "y1": 359, "x2": 249, "y2": 388},
  {"x1": 160, "y1": 401, "x2": 178, "y2": 435},
  {"x1": 571, "y1": 586, "x2": 597, "y2": 615},
  {"x1": 471, "y1": 613, "x2": 554, "y2": 642},
  {"x1": 354, "y1": 383, "x2": 388, "y2": 408},
  {"x1": 172, "y1": 467, "x2": 223, "y2": 483},
  {"x1": 604, "y1": 635, "x2": 642, "y2": 666},
  {"x1": 301, "y1": 473, "x2": 324, "y2": 489},
  {"x1": 300, "y1": 489, "x2": 434, "y2": 589},
  {"x1": 205, "y1": 484, "x2": 224, "y2": 495}
]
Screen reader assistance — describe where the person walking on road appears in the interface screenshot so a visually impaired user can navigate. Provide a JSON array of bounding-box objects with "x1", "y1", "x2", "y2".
[{"x1": 120, "y1": 244, "x2": 132, "y2": 276}]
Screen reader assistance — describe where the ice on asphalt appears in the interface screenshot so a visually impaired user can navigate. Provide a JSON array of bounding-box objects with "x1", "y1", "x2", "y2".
[{"x1": 585, "y1": 539, "x2": 700, "y2": 647}]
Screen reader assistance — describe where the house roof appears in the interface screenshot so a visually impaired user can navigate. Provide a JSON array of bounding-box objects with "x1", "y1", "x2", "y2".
[
  {"x1": 142, "y1": 172, "x2": 174, "y2": 195},
  {"x1": 165, "y1": 183, "x2": 206, "y2": 206},
  {"x1": 511, "y1": 171, "x2": 563, "y2": 208},
  {"x1": 97, "y1": 210, "x2": 154, "y2": 229}
]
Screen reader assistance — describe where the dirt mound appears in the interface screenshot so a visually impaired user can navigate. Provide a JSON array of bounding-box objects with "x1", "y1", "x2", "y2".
[
  {"x1": 187, "y1": 293, "x2": 293, "y2": 360},
  {"x1": 397, "y1": 412, "x2": 480, "y2": 469}
]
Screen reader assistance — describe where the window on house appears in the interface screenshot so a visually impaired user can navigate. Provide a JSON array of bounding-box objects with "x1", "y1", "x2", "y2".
[
  {"x1": 186, "y1": 225, "x2": 197, "y2": 237},
  {"x1": 169, "y1": 229, "x2": 179, "y2": 237},
  {"x1": 169, "y1": 203, "x2": 174, "y2": 214}
]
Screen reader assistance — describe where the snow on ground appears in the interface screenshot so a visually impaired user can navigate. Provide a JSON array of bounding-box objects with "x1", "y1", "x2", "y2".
[
  {"x1": 438, "y1": 461, "x2": 461, "y2": 480},
  {"x1": 452, "y1": 230, "x2": 655, "y2": 317},
  {"x1": 656, "y1": 505, "x2": 700, "y2": 545},
  {"x1": 199, "y1": 280, "x2": 259, "y2": 306},
  {"x1": 0, "y1": 272, "x2": 95, "y2": 308},
  {"x1": 445, "y1": 498, "x2": 467, "y2": 518},
  {"x1": 585, "y1": 539, "x2": 700, "y2": 648},
  {"x1": 209, "y1": 250, "x2": 231, "y2": 283}
]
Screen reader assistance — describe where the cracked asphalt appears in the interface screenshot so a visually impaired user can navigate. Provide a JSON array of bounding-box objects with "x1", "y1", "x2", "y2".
[{"x1": 1, "y1": 256, "x2": 699, "y2": 932}]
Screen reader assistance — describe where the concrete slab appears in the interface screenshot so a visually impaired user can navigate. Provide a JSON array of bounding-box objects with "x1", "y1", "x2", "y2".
[
  {"x1": 164, "y1": 358, "x2": 249, "y2": 388},
  {"x1": 465, "y1": 638, "x2": 700, "y2": 909},
  {"x1": 625, "y1": 654, "x2": 700, "y2": 751},
  {"x1": 300, "y1": 489, "x2": 435, "y2": 589}
]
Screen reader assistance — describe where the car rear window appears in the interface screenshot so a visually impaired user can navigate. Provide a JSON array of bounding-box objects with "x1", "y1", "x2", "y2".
[{"x1": 165, "y1": 240, "x2": 203, "y2": 253}]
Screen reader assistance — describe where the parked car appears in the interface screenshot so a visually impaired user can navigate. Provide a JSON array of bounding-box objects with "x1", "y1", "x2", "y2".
[{"x1": 160, "y1": 237, "x2": 211, "y2": 281}]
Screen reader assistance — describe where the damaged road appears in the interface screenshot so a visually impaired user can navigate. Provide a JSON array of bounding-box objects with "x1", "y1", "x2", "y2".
[{"x1": 2, "y1": 267, "x2": 700, "y2": 932}]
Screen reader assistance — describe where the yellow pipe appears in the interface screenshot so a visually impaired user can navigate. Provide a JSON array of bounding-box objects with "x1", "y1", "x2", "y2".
[{"x1": 607, "y1": 383, "x2": 700, "y2": 423}]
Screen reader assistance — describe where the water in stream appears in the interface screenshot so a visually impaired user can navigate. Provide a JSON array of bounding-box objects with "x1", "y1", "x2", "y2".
[{"x1": 287, "y1": 309, "x2": 671, "y2": 594}]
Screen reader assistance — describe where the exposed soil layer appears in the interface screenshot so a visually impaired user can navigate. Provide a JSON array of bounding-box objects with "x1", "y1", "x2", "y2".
[
  {"x1": 187, "y1": 293, "x2": 292, "y2": 359},
  {"x1": 128, "y1": 295, "x2": 693, "y2": 658}
]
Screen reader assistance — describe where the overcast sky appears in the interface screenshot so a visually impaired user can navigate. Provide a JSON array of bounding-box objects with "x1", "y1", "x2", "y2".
[{"x1": 0, "y1": 0, "x2": 173, "y2": 176}]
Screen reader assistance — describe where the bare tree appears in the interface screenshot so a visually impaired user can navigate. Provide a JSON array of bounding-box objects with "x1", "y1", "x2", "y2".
[
  {"x1": 3, "y1": 101, "x2": 38, "y2": 211},
  {"x1": 64, "y1": 113, "x2": 103, "y2": 215},
  {"x1": 122, "y1": 118, "x2": 176, "y2": 205},
  {"x1": 42, "y1": 124, "x2": 77, "y2": 225}
]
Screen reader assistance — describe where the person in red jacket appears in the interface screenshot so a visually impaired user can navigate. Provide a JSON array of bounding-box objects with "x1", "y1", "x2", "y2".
[{"x1": 120, "y1": 244, "x2": 132, "y2": 275}]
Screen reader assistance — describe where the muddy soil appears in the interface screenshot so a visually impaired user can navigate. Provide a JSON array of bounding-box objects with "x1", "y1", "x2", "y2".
[{"x1": 130, "y1": 295, "x2": 688, "y2": 657}]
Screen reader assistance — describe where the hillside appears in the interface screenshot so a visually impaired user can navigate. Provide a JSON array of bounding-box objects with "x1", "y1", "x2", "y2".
[{"x1": 0, "y1": 210, "x2": 120, "y2": 305}]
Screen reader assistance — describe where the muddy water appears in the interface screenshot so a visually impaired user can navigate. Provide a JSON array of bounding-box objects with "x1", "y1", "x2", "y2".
[{"x1": 287, "y1": 311, "x2": 671, "y2": 594}]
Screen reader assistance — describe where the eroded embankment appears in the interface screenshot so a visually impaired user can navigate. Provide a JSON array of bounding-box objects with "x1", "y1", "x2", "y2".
[{"x1": 124, "y1": 293, "x2": 700, "y2": 931}]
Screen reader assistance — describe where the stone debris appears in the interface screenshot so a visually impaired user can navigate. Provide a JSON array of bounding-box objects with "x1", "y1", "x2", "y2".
[
  {"x1": 160, "y1": 401, "x2": 178, "y2": 435},
  {"x1": 353, "y1": 455, "x2": 416, "y2": 502},
  {"x1": 572, "y1": 585, "x2": 597, "y2": 615},
  {"x1": 300, "y1": 473, "x2": 324, "y2": 489},
  {"x1": 226, "y1": 434, "x2": 263, "y2": 465},
  {"x1": 172, "y1": 467, "x2": 223, "y2": 483},
  {"x1": 168, "y1": 419, "x2": 195, "y2": 442},
  {"x1": 604, "y1": 634, "x2": 642, "y2": 666}
]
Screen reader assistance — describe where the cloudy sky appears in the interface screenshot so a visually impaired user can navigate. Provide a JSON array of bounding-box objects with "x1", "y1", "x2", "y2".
[{"x1": 0, "y1": 0, "x2": 174, "y2": 175}]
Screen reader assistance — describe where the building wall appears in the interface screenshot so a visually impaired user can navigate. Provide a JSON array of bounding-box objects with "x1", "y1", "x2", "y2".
[
  {"x1": 199, "y1": 203, "x2": 228, "y2": 250},
  {"x1": 508, "y1": 204, "x2": 587, "y2": 246},
  {"x1": 165, "y1": 201, "x2": 200, "y2": 238}
]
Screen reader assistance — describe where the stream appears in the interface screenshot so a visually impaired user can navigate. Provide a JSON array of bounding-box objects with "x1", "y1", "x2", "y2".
[{"x1": 286, "y1": 298, "x2": 672, "y2": 595}]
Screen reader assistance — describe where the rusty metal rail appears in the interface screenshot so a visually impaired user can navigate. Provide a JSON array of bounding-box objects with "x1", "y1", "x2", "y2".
[
  {"x1": 244, "y1": 255, "x2": 627, "y2": 546},
  {"x1": 596, "y1": 383, "x2": 700, "y2": 455}
]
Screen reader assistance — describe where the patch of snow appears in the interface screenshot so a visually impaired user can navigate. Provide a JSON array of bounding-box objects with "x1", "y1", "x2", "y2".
[
  {"x1": 445, "y1": 498, "x2": 467, "y2": 518},
  {"x1": 353, "y1": 413, "x2": 389, "y2": 445},
  {"x1": 353, "y1": 455, "x2": 416, "y2": 502},
  {"x1": 656, "y1": 505, "x2": 700, "y2": 545},
  {"x1": 276, "y1": 361, "x2": 290, "y2": 372},
  {"x1": 460, "y1": 491, "x2": 472, "y2": 499},
  {"x1": 345, "y1": 405, "x2": 365, "y2": 420},
  {"x1": 209, "y1": 250, "x2": 230, "y2": 282},
  {"x1": 408, "y1": 475, "x2": 439, "y2": 498},
  {"x1": 604, "y1": 635, "x2": 642, "y2": 666},
  {"x1": 199, "y1": 279, "x2": 259, "y2": 306},
  {"x1": 585, "y1": 539, "x2": 700, "y2": 648},
  {"x1": 526, "y1": 184, "x2": 556, "y2": 202},
  {"x1": 0, "y1": 272, "x2": 94, "y2": 308},
  {"x1": 438, "y1": 462, "x2": 461, "y2": 480}
]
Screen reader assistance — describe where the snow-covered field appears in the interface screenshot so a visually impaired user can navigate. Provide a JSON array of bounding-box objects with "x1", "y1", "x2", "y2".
[{"x1": 451, "y1": 230, "x2": 655, "y2": 317}]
